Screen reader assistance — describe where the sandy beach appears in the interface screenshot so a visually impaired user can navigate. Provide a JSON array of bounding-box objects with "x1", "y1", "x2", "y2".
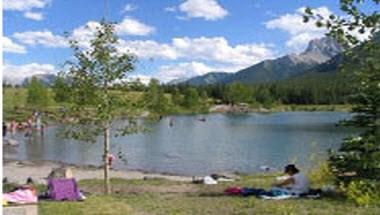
[{"x1": 3, "y1": 159, "x2": 192, "y2": 184}]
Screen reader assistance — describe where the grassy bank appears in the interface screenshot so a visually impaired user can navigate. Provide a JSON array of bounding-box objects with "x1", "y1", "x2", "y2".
[{"x1": 4, "y1": 175, "x2": 379, "y2": 214}]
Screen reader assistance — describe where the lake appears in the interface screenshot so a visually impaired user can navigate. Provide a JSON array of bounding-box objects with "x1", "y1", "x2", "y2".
[{"x1": 3, "y1": 112, "x2": 357, "y2": 176}]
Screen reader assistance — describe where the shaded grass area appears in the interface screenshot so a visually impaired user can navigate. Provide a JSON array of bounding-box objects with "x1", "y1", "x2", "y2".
[{"x1": 3, "y1": 175, "x2": 377, "y2": 215}]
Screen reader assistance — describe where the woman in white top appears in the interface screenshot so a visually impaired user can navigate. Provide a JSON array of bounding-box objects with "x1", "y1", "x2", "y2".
[{"x1": 272, "y1": 164, "x2": 310, "y2": 195}]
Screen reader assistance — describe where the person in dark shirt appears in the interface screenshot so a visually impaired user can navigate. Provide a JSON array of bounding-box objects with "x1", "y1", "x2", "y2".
[{"x1": 3, "y1": 122, "x2": 7, "y2": 138}]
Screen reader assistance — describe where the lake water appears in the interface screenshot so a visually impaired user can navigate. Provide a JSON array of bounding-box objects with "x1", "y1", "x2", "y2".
[{"x1": 4, "y1": 112, "x2": 357, "y2": 176}]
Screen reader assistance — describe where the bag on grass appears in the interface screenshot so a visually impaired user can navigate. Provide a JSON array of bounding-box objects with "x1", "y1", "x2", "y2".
[
  {"x1": 48, "y1": 178, "x2": 80, "y2": 201},
  {"x1": 225, "y1": 187, "x2": 242, "y2": 195}
]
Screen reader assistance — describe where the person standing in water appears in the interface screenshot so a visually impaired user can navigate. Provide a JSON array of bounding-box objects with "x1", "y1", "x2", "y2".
[
  {"x1": 25, "y1": 116, "x2": 33, "y2": 138},
  {"x1": 3, "y1": 122, "x2": 7, "y2": 138},
  {"x1": 10, "y1": 119, "x2": 18, "y2": 137}
]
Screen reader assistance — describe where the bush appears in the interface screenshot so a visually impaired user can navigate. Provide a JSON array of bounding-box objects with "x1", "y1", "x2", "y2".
[
  {"x1": 308, "y1": 162, "x2": 336, "y2": 186},
  {"x1": 340, "y1": 180, "x2": 380, "y2": 206}
]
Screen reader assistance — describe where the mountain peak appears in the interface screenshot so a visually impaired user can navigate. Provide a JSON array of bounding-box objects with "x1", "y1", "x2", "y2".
[{"x1": 302, "y1": 37, "x2": 343, "y2": 61}]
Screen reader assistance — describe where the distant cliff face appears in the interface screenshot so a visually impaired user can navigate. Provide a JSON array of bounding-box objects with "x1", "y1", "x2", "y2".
[
  {"x1": 300, "y1": 37, "x2": 343, "y2": 64},
  {"x1": 177, "y1": 37, "x2": 343, "y2": 86}
]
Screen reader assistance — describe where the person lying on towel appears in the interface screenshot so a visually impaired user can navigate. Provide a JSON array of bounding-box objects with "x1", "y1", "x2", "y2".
[{"x1": 271, "y1": 164, "x2": 310, "y2": 195}]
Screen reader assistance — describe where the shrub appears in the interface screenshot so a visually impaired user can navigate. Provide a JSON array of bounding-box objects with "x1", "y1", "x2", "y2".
[{"x1": 340, "y1": 180, "x2": 380, "y2": 206}]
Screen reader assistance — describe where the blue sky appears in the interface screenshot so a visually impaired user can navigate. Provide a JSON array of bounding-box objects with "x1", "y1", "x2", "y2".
[{"x1": 3, "y1": 0, "x2": 356, "y2": 84}]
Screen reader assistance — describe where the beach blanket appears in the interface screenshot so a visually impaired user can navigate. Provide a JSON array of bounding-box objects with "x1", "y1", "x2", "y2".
[
  {"x1": 3, "y1": 189, "x2": 38, "y2": 204},
  {"x1": 48, "y1": 178, "x2": 80, "y2": 201},
  {"x1": 224, "y1": 187, "x2": 321, "y2": 199}
]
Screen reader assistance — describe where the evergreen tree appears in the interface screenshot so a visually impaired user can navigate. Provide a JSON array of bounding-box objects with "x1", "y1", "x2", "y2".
[{"x1": 305, "y1": 0, "x2": 380, "y2": 181}]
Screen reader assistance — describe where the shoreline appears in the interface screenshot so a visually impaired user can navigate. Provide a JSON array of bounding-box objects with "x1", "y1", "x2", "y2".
[{"x1": 3, "y1": 159, "x2": 193, "y2": 185}]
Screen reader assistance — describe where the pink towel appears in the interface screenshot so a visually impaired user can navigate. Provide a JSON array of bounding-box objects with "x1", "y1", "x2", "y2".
[{"x1": 3, "y1": 189, "x2": 38, "y2": 204}]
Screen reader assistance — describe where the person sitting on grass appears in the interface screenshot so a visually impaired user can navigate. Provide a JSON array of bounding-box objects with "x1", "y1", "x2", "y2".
[{"x1": 271, "y1": 164, "x2": 310, "y2": 195}]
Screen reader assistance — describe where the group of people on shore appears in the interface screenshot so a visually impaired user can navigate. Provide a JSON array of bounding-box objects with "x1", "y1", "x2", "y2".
[{"x1": 3, "y1": 111, "x2": 45, "y2": 139}]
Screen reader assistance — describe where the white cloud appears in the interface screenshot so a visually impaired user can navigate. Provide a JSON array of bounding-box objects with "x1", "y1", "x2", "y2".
[
  {"x1": 116, "y1": 17, "x2": 155, "y2": 36},
  {"x1": 11, "y1": 18, "x2": 155, "y2": 50},
  {"x1": 3, "y1": 0, "x2": 50, "y2": 11},
  {"x1": 24, "y1": 11, "x2": 44, "y2": 20},
  {"x1": 2, "y1": 36, "x2": 27, "y2": 54},
  {"x1": 13, "y1": 30, "x2": 68, "y2": 48},
  {"x1": 157, "y1": 61, "x2": 215, "y2": 82},
  {"x1": 164, "y1": 6, "x2": 177, "y2": 12},
  {"x1": 285, "y1": 33, "x2": 320, "y2": 52},
  {"x1": 70, "y1": 21, "x2": 101, "y2": 49},
  {"x1": 118, "y1": 40, "x2": 178, "y2": 60},
  {"x1": 117, "y1": 36, "x2": 275, "y2": 68},
  {"x1": 122, "y1": 3, "x2": 138, "y2": 13},
  {"x1": 3, "y1": 63, "x2": 57, "y2": 85},
  {"x1": 126, "y1": 75, "x2": 152, "y2": 85},
  {"x1": 4, "y1": 0, "x2": 50, "y2": 21},
  {"x1": 171, "y1": 37, "x2": 274, "y2": 66},
  {"x1": 265, "y1": 6, "x2": 331, "y2": 52},
  {"x1": 156, "y1": 61, "x2": 245, "y2": 83},
  {"x1": 178, "y1": 0, "x2": 228, "y2": 21}
]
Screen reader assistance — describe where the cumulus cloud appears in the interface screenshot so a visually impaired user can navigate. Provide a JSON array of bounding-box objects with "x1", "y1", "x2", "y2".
[
  {"x1": 118, "y1": 40, "x2": 178, "y2": 60},
  {"x1": 178, "y1": 0, "x2": 228, "y2": 21},
  {"x1": 157, "y1": 61, "x2": 216, "y2": 82},
  {"x1": 116, "y1": 17, "x2": 155, "y2": 36},
  {"x1": 4, "y1": 0, "x2": 50, "y2": 21},
  {"x1": 24, "y1": 11, "x2": 44, "y2": 21},
  {"x1": 3, "y1": 63, "x2": 57, "y2": 85},
  {"x1": 2, "y1": 36, "x2": 27, "y2": 54},
  {"x1": 13, "y1": 30, "x2": 68, "y2": 48},
  {"x1": 171, "y1": 37, "x2": 274, "y2": 66},
  {"x1": 70, "y1": 18, "x2": 154, "y2": 48},
  {"x1": 156, "y1": 61, "x2": 245, "y2": 83},
  {"x1": 3, "y1": 0, "x2": 50, "y2": 11},
  {"x1": 70, "y1": 21, "x2": 101, "y2": 49},
  {"x1": 117, "y1": 36, "x2": 274, "y2": 68},
  {"x1": 265, "y1": 6, "x2": 331, "y2": 52},
  {"x1": 12, "y1": 17, "x2": 155, "y2": 50},
  {"x1": 115, "y1": 35, "x2": 276, "y2": 82}
]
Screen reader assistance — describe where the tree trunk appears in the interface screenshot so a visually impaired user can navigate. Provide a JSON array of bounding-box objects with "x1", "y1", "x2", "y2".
[{"x1": 103, "y1": 125, "x2": 110, "y2": 194}]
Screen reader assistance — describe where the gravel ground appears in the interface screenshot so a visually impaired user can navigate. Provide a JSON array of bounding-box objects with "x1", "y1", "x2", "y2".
[{"x1": 3, "y1": 160, "x2": 192, "y2": 185}]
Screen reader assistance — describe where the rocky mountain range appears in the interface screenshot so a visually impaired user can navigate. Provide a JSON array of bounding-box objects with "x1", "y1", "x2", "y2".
[{"x1": 177, "y1": 37, "x2": 343, "y2": 86}]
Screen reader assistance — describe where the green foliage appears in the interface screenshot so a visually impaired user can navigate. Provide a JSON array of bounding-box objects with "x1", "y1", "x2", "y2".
[
  {"x1": 52, "y1": 76, "x2": 72, "y2": 103},
  {"x1": 340, "y1": 180, "x2": 380, "y2": 206},
  {"x1": 171, "y1": 87, "x2": 183, "y2": 105},
  {"x1": 143, "y1": 79, "x2": 170, "y2": 115},
  {"x1": 304, "y1": 0, "x2": 380, "y2": 47},
  {"x1": 63, "y1": 20, "x2": 138, "y2": 141},
  {"x1": 308, "y1": 162, "x2": 336, "y2": 186},
  {"x1": 62, "y1": 20, "x2": 139, "y2": 193},
  {"x1": 182, "y1": 87, "x2": 200, "y2": 109},
  {"x1": 26, "y1": 77, "x2": 51, "y2": 108},
  {"x1": 224, "y1": 82, "x2": 253, "y2": 105},
  {"x1": 306, "y1": 0, "x2": 380, "y2": 205}
]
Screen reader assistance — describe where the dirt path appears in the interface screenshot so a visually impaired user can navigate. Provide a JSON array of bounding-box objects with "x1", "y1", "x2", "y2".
[{"x1": 3, "y1": 160, "x2": 192, "y2": 185}]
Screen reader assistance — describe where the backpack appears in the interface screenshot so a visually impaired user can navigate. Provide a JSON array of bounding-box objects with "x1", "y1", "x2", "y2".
[{"x1": 48, "y1": 178, "x2": 80, "y2": 201}]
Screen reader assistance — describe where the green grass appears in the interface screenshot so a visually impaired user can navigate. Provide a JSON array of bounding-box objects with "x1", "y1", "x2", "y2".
[{"x1": 4, "y1": 175, "x2": 377, "y2": 215}]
